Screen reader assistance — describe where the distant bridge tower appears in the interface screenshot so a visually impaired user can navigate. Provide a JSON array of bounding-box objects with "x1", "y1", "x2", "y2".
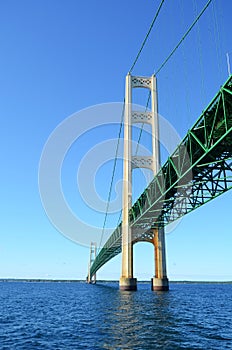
[
  {"x1": 87, "y1": 242, "x2": 97, "y2": 284},
  {"x1": 119, "y1": 73, "x2": 169, "y2": 291}
]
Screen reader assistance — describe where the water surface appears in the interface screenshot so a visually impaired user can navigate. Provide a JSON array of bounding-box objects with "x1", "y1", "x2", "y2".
[{"x1": 0, "y1": 282, "x2": 231, "y2": 349}]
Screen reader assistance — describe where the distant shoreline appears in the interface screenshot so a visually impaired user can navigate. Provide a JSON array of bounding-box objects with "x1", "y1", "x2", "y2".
[{"x1": 0, "y1": 279, "x2": 232, "y2": 284}]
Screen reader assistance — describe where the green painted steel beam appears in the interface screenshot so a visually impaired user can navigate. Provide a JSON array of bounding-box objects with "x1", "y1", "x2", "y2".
[{"x1": 89, "y1": 75, "x2": 232, "y2": 279}]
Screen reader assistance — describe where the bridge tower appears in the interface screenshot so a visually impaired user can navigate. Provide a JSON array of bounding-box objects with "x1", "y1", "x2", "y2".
[
  {"x1": 119, "y1": 73, "x2": 169, "y2": 291},
  {"x1": 87, "y1": 242, "x2": 97, "y2": 284}
]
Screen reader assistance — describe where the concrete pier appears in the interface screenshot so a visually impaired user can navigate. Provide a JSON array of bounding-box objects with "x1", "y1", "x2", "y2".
[
  {"x1": 151, "y1": 277, "x2": 169, "y2": 291},
  {"x1": 151, "y1": 228, "x2": 169, "y2": 291},
  {"x1": 120, "y1": 277, "x2": 137, "y2": 291}
]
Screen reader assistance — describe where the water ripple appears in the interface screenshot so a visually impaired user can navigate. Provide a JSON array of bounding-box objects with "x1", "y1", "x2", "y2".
[{"x1": 0, "y1": 282, "x2": 231, "y2": 349}]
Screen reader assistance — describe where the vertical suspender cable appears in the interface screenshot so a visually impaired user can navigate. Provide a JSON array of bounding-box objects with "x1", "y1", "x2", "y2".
[
  {"x1": 99, "y1": 1, "x2": 166, "y2": 248},
  {"x1": 193, "y1": 0, "x2": 206, "y2": 109},
  {"x1": 99, "y1": 101, "x2": 125, "y2": 248},
  {"x1": 155, "y1": 0, "x2": 213, "y2": 76},
  {"x1": 129, "y1": 0, "x2": 165, "y2": 74},
  {"x1": 98, "y1": 0, "x2": 213, "y2": 255}
]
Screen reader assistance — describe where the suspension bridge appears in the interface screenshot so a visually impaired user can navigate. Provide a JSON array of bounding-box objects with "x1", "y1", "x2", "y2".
[{"x1": 86, "y1": 0, "x2": 232, "y2": 290}]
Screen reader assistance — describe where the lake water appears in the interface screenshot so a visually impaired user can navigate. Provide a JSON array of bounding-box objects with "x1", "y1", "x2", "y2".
[{"x1": 0, "y1": 281, "x2": 231, "y2": 349}]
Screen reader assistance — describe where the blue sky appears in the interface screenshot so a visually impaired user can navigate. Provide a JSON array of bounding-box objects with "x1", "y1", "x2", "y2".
[{"x1": 1, "y1": 0, "x2": 232, "y2": 281}]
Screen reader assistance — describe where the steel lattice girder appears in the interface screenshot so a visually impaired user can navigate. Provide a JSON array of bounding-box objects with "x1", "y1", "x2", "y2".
[{"x1": 90, "y1": 75, "x2": 232, "y2": 278}]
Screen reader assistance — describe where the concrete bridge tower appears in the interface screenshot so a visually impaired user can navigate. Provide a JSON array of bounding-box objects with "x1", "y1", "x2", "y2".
[{"x1": 119, "y1": 74, "x2": 169, "y2": 291}]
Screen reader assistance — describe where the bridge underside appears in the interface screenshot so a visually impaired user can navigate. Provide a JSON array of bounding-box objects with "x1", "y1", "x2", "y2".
[{"x1": 90, "y1": 75, "x2": 232, "y2": 279}]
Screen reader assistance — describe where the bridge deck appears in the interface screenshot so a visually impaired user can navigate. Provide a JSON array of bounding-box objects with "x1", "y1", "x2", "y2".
[{"x1": 90, "y1": 75, "x2": 232, "y2": 278}]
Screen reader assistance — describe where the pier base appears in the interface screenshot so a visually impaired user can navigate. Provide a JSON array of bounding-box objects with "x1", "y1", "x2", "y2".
[
  {"x1": 119, "y1": 277, "x2": 137, "y2": 291},
  {"x1": 87, "y1": 280, "x2": 96, "y2": 284},
  {"x1": 151, "y1": 277, "x2": 169, "y2": 291}
]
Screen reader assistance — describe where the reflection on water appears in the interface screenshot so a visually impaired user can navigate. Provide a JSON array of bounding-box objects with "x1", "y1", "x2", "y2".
[
  {"x1": 0, "y1": 282, "x2": 231, "y2": 349},
  {"x1": 97, "y1": 284, "x2": 182, "y2": 349},
  {"x1": 94, "y1": 283, "x2": 232, "y2": 349},
  {"x1": 106, "y1": 291, "x2": 143, "y2": 349}
]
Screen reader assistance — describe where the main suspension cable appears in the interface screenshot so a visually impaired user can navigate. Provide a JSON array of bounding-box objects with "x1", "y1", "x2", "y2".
[
  {"x1": 99, "y1": 101, "x2": 125, "y2": 248},
  {"x1": 99, "y1": 2, "x2": 166, "y2": 247},
  {"x1": 129, "y1": 0, "x2": 165, "y2": 73},
  {"x1": 135, "y1": 0, "x2": 213, "y2": 192},
  {"x1": 98, "y1": 0, "x2": 214, "y2": 255},
  {"x1": 155, "y1": 0, "x2": 213, "y2": 75}
]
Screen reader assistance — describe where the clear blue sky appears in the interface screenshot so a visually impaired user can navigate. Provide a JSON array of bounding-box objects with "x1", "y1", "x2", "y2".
[{"x1": 1, "y1": 0, "x2": 231, "y2": 281}]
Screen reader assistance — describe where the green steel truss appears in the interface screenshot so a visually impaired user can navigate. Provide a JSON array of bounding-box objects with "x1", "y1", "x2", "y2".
[{"x1": 90, "y1": 75, "x2": 232, "y2": 278}]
